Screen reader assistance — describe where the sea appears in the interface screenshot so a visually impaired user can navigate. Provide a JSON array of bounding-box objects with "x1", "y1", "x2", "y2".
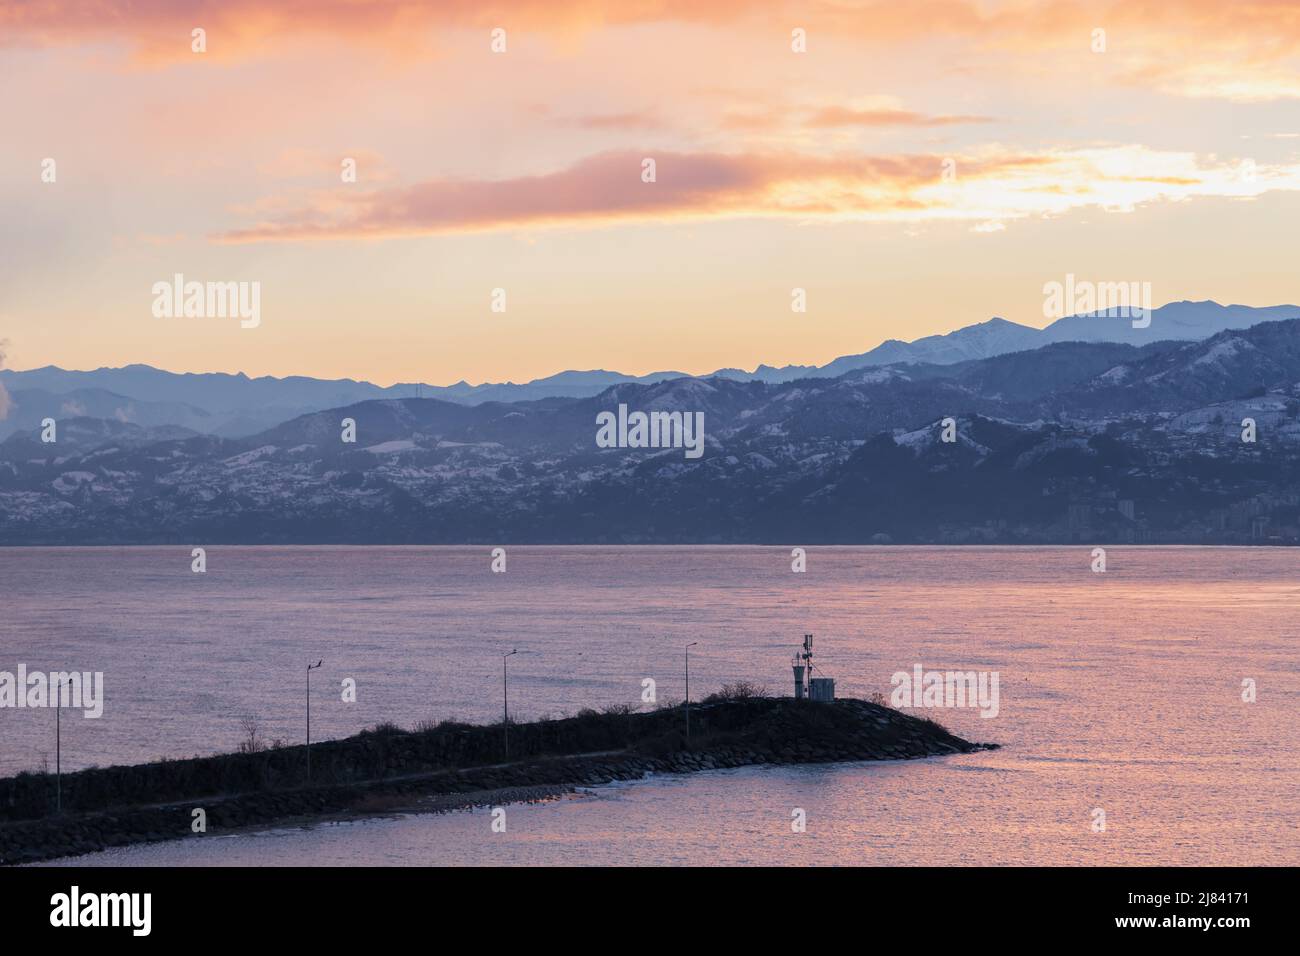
[{"x1": 1, "y1": 545, "x2": 1295, "y2": 866}]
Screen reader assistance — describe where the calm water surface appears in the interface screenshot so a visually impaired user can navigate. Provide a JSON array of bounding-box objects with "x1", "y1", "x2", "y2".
[{"x1": 2, "y1": 546, "x2": 1295, "y2": 865}]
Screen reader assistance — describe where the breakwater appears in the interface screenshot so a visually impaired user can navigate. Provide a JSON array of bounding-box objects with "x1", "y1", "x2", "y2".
[{"x1": 0, "y1": 697, "x2": 996, "y2": 864}]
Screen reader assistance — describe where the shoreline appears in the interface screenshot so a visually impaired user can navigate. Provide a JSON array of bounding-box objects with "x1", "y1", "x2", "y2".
[{"x1": 1, "y1": 697, "x2": 996, "y2": 865}]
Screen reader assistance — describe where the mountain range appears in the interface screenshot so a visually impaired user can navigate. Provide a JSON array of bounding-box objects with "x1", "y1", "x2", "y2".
[
  {"x1": 4, "y1": 301, "x2": 1294, "y2": 440},
  {"x1": 3, "y1": 303, "x2": 1300, "y2": 545}
]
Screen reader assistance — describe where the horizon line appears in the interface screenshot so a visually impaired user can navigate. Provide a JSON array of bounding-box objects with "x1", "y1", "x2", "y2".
[{"x1": 4, "y1": 298, "x2": 1296, "y2": 391}]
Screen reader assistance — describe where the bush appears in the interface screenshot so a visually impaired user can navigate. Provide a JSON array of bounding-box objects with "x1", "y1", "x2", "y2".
[{"x1": 705, "y1": 680, "x2": 768, "y2": 702}]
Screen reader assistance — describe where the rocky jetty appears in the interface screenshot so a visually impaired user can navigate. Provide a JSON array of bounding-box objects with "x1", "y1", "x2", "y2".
[{"x1": 0, "y1": 697, "x2": 996, "y2": 865}]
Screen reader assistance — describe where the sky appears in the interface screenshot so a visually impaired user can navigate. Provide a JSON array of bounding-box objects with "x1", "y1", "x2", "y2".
[{"x1": 3, "y1": 0, "x2": 1300, "y2": 386}]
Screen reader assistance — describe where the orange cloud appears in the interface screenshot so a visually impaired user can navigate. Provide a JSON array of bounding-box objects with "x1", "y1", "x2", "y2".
[
  {"x1": 804, "y1": 107, "x2": 995, "y2": 129},
  {"x1": 213, "y1": 145, "x2": 1300, "y2": 242},
  {"x1": 0, "y1": 0, "x2": 762, "y2": 62},
  {"x1": 7, "y1": 0, "x2": 1300, "y2": 103},
  {"x1": 721, "y1": 105, "x2": 996, "y2": 133}
]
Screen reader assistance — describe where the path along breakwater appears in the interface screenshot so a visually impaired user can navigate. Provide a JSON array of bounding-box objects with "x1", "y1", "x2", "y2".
[{"x1": 0, "y1": 696, "x2": 997, "y2": 864}]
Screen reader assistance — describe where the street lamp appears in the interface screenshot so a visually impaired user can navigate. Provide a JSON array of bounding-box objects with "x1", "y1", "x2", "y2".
[
  {"x1": 306, "y1": 660, "x2": 323, "y2": 782},
  {"x1": 685, "y1": 642, "x2": 699, "y2": 738},
  {"x1": 55, "y1": 678, "x2": 71, "y2": 814},
  {"x1": 502, "y1": 649, "x2": 517, "y2": 758}
]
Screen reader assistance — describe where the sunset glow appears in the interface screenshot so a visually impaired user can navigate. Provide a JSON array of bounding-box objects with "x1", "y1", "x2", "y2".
[{"x1": 4, "y1": 0, "x2": 1299, "y2": 383}]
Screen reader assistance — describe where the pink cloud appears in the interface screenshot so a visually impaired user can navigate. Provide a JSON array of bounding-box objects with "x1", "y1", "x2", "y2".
[
  {"x1": 212, "y1": 145, "x2": 1300, "y2": 242},
  {"x1": 215, "y1": 149, "x2": 942, "y2": 241}
]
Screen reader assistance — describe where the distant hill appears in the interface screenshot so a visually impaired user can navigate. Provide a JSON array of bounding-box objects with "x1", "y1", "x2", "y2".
[
  {"x1": 1039, "y1": 300, "x2": 1300, "y2": 347},
  {"x1": 0, "y1": 387, "x2": 212, "y2": 438}
]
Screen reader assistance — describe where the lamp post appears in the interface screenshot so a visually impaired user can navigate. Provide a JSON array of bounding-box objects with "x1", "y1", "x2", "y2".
[
  {"x1": 685, "y1": 642, "x2": 699, "y2": 738},
  {"x1": 55, "y1": 678, "x2": 71, "y2": 814},
  {"x1": 306, "y1": 660, "x2": 323, "y2": 782},
  {"x1": 502, "y1": 649, "x2": 517, "y2": 759}
]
